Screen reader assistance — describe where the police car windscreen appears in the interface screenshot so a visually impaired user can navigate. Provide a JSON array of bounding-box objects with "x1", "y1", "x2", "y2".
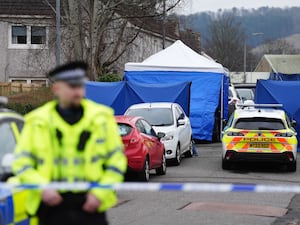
[{"x1": 234, "y1": 117, "x2": 285, "y2": 130}]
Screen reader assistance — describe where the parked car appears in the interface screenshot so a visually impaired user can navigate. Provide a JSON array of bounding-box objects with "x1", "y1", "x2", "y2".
[
  {"x1": 228, "y1": 86, "x2": 242, "y2": 118},
  {"x1": 222, "y1": 104, "x2": 298, "y2": 171},
  {"x1": 234, "y1": 83, "x2": 256, "y2": 96},
  {"x1": 0, "y1": 97, "x2": 37, "y2": 225},
  {"x1": 236, "y1": 88, "x2": 254, "y2": 102},
  {"x1": 115, "y1": 116, "x2": 166, "y2": 182},
  {"x1": 125, "y1": 103, "x2": 193, "y2": 166},
  {"x1": 229, "y1": 86, "x2": 242, "y2": 106}
]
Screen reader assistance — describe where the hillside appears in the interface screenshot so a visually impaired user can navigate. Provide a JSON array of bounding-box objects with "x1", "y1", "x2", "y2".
[
  {"x1": 252, "y1": 33, "x2": 300, "y2": 55},
  {"x1": 179, "y1": 7, "x2": 300, "y2": 47}
]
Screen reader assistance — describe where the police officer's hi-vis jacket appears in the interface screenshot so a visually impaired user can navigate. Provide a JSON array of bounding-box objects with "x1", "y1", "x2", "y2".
[{"x1": 13, "y1": 99, "x2": 127, "y2": 216}]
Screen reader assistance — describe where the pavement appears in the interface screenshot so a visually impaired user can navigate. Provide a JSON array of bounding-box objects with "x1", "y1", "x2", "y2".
[{"x1": 108, "y1": 143, "x2": 300, "y2": 225}]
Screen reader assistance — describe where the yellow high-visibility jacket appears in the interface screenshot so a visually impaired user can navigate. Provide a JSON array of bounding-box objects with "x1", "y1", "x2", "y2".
[{"x1": 12, "y1": 99, "x2": 127, "y2": 216}]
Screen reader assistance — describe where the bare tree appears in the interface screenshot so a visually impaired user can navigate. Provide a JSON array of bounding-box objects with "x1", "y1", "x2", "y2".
[
  {"x1": 204, "y1": 13, "x2": 251, "y2": 71},
  {"x1": 57, "y1": 0, "x2": 181, "y2": 80},
  {"x1": 262, "y1": 39, "x2": 296, "y2": 54}
]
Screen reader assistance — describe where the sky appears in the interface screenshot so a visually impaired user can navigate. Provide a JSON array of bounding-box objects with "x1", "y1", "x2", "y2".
[{"x1": 177, "y1": 0, "x2": 300, "y2": 15}]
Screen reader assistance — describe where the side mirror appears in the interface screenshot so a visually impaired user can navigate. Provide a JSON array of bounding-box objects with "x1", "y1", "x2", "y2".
[
  {"x1": 0, "y1": 96, "x2": 8, "y2": 107},
  {"x1": 157, "y1": 132, "x2": 165, "y2": 140},
  {"x1": 177, "y1": 119, "x2": 185, "y2": 127},
  {"x1": 292, "y1": 120, "x2": 297, "y2": 128},
  {"x1": 1, "y1": 153, "x2": 14, "y2": 173},
  {"x1": 178, "y1": 113, "x2": 185, "y2": 120}
]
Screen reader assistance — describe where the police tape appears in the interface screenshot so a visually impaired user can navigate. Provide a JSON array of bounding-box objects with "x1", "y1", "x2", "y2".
[{"x1": 1, "y1": 182, "x2": 300, "y2": 198}]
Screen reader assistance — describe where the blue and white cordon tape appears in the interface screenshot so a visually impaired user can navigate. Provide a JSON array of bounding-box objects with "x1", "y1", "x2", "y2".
[{"x1": 1, "y1": 182, "x2": 300, "y2": 199}]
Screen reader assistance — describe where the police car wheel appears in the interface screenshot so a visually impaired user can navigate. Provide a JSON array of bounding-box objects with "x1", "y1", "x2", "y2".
[
  {"x1": 287, "y1": 161, "x2": 297, "y2": 172},
  {"x1": 156, "y1": 153, "x2": 167, "y2": 175},
  {"x1": 139, "y1": 158, "x2": 150, "y2": 182},
  {"x1": 222, "y1": 159, "x2": 231, "y2": 170}
]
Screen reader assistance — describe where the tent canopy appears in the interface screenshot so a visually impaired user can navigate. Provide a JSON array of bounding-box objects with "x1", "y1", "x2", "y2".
[
  {"x1": 125, "y1": 40, "x2": 224, "y2": 73},
  {"x1": 255, "y1": 80, "x2": 300, "y2": 148},
  {"x1": 125, "y1": 40, "x2": 228, "y2": 141}
]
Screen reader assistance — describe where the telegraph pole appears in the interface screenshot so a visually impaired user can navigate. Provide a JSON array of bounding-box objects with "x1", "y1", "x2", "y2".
[
  {"x1": 56, "y1": 0, "x2": 61, "y2": 65},
  {"x1": 243, "y1": 39, "x2": 247, "y2": 81},
  {"x1": 162, "y1": 0, "x2": 166, "y2": 49}
]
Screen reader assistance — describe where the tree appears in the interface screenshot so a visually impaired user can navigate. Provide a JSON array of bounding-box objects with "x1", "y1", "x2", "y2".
[
  {"x1": 204, "y1": 13, "x2": 251, "y2": 71},
  {"x1": 57, "y1": 0, "x2": 181, "y2": 80},
  {"x1": 262, "y1": 39, "x2": 296, "y2": 54}
]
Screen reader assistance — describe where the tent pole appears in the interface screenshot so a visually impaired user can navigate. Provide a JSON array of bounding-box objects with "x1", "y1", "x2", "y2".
[{"x1": 220, "y1": 75, "x2": 224, "y2": 140}]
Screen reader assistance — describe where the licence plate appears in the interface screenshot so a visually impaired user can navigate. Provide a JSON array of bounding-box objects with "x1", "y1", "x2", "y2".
[{"x1": 249, "y1": 143, "x2": 270, "y2": 148}]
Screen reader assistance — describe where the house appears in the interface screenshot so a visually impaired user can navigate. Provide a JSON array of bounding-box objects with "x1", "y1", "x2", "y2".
[
  {"x1": 0, "y1": 0, "x2": 56, "y2": 84},
  {"x1": 254, "y1": 54, "x2": 300, "y2": 80},
  {"x1": 0, "y1": 0, "x2": 192, "y2": 83}
]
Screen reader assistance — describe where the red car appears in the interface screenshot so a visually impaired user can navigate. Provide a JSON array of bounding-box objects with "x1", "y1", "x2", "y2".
[{"x1": 115, "y1": 116, "x2": 167, "y2": 181}]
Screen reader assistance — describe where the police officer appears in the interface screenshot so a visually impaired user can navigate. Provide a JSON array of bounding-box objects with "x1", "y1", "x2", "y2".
[{"x1": 13, "y1": 61, "x2": 127, "y2": 225}]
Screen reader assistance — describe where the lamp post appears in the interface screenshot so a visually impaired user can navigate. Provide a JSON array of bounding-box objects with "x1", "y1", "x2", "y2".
[
  {"x1": 243, "y1": 32, "x2": 264, "y2": 82},
  {"x1": 56, "y1": 0, "x2": 61, "y2": 66}
]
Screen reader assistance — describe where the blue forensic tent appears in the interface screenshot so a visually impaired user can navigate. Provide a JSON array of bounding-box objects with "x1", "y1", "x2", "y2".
[
  {"x1": 85, "y1": 81, "x2": 191, "y2": 116},
  {"x1": 255, "y1": 80, "x2": 300, "y2": 148},
  {"x1": 124, "y1": 40, "x2": 228, "y2": 141},
  {"x1": 270, "y1": 73, "x2": 300, "y2": 81}
]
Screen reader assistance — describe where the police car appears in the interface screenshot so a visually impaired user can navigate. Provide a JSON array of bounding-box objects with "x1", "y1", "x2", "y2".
[
  {"x1": 0, "y1": 97, "x2": 37, "y2": 225},
  {"x1": 222, "y1": 104, "x2": 298, "y2": 171}
]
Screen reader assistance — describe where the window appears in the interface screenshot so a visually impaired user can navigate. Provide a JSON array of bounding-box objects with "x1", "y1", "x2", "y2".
[
  {"x1": 136, "y1": 120, "x2": 146, "y2": 134},
  {"x1": 141, "y1": 120, "x2": 157, "y2": 137},
  {"x1": 10, "y1": 25, "x2": 47, "y2": 48},
  {"x1": 175, "y1": 106, "x2": 185, "y2": 120},
  {"x1": 117, "y1": 123, "x2": 132, "y2": 137},
  {"x1": 127, "y1": 108, "x2": 174, "y2": 126},
  {"x1": 0, "y1": 122, "x2": 16, "y2": 173},
  {"x1": 12, "y1": 26, "x2": 27, "y2": 44},
  {"x1": 234, "y1": 117, "x2": 286, "y2": 130},
  {"x1": 236, "y1": 89, "x2": 254, "y2": 101},
  {"x1": 31, "y1": 26, "x2": 46, "y2": 44}
]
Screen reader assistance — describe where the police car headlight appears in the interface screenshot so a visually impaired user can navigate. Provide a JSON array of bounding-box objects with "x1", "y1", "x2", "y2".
[
  {"x1": 275, "y1": 132, "x2": 294, "y2": 137},
  {"x1": 161, "y1": 135, "x2": 174, "y2": 141},
  {"x1": 226, "y1": 131, "x2": 244, "y2": 137}
]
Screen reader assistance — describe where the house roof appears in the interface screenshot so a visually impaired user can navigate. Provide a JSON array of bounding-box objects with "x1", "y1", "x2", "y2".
[
  {"x1": 256, "y1": 54, "x2": 300, "y2": 74},
  {"x1": 0, "y1": 0, "x2": 178, "y2": 39},
  {"x1": 0, "y1": 0, "x2": 55, "y2": 16}
]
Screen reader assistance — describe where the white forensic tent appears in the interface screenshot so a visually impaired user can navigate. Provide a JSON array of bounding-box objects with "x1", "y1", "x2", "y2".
[{"x1": 124, "y1": 40, "x2": 228, "y2": 141}]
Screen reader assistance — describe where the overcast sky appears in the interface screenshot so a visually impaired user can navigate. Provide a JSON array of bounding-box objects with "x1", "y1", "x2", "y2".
[{"x1": 177, "y1": 0, "x2": 300, "y2": 14}]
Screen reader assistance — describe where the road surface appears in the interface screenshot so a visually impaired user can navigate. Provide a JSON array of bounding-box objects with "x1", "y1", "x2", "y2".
[{"x1": 108, "y1": 143, "x2": 300, "y2": 225}]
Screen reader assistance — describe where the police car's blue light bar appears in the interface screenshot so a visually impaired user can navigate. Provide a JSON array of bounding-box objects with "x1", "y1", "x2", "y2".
[
  {"x1": 1, "y1": 182, "x2": 300, "y2": 199},
  {"x1": 237, "y1": 104, "x2": 283, "y2": 109}
]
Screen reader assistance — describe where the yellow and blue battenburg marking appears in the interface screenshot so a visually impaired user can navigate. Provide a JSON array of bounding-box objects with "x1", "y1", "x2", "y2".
[{"x1": 1, "y1": 189, "x2": 37, "y2": 225}]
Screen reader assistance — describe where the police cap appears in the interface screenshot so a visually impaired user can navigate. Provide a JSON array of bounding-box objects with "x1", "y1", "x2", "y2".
[{"x1": 48, "y1": 61, "x2": 88, "y2": 85}]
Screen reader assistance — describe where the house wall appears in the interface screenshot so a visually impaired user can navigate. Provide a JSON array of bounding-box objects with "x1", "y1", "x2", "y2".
[
  {"x1": 112, "y1": 28, "x2": 174, "y2": 74},
  {"x1": 0, "y1": 17, "x2": 56, "y2": 82},
  {"x1": 0, "y1": 16, "x2": 175, "y2": 81},
  {"x1": 254, "y1": 57, "x2": 273, "y2": 73}
]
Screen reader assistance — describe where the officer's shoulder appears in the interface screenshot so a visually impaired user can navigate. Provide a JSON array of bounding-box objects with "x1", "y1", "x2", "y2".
[
  {"x1": 83, "y1": 99, "x2": 114, "y2": 116},
  {"x1": 25, "y1": 101, "x2": 56, "y2": 124}
]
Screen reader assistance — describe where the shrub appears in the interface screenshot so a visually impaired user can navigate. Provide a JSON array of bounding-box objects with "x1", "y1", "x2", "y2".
[
  {"x1": 7, "y1": 103, "x2": 35, "y2": 114},
  {"x1": 97, "y1": 73, "x2": 122, "y2": 82}
]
